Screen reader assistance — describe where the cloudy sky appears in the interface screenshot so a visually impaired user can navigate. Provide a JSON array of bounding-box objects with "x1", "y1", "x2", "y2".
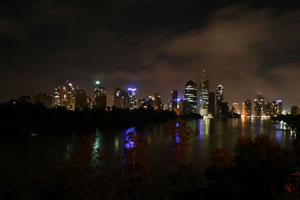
[{"x1": 1, "y1": 0, "x2": 300, "y2": 110}]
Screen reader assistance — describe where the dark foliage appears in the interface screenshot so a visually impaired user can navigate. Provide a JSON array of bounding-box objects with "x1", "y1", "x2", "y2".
[
  {"x1": 204, "y1": 135, "x2": 300, "y2": 200},
  {"x1": 0, "y1": 96, "x2": 177, "y2": 136}
]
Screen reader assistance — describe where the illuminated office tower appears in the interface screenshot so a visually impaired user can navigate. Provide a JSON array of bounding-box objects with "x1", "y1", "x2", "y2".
[
  {"x1": 232, "y1": 103, "x2": 240, "y2": 114},
  {"x1": 291, "y1": 106, "x2": 300, "y2": 115},
  {"x1": 122, "y1": 91, "x2": 130, "y2": 109},
  {"x1": 272, "y1": 100, "x2": 283, "y2": 116},
  {"x1": 263, "y1": 102, "x2": 273, "y2": 117},
  {"x1": 94, "y1": 81, "x2": 106, "y2": 109},
  {"x1": 216, "y1": 84, "x2": 224, "y2": 116},
  {"x1": 154, "y1": 93, "x2": 162, "y2": 110},
  {"x1": 75, "y1": 89, "x2": 88, "y2": 110},
  {"x1": 242, "y1": 99, "x2": 252, "y2": 117},
  {"x1": 128, "y1": 88, "x2": 137, "y2": 110},
  {"x1": 208, "y1": 92, "x2": 215, "y2": 116},
  {"x1": 54, "y1": 81, "x2": 75, "y2": 110},
  {"x1": 183, "y1": 80, "x2": 197, "y2": 113},
  {"x1": 113, "y1": 88, "x2": 123, "y2": 108},
  {"x1": 140, "y1": 97, "x2": 154, "y2": 110},
  {"x1": 170, "y1": 90, "x2": 178, "y2": 110},
  {"x1": 254, "y1": 92, "x2": 264, "y2": 117},
  {"x1": 33, "y1": 93, "x2": 53, "y2": 108},
  {"x1": 199, "y1": 70, "x2": 209, "y2": 116}
]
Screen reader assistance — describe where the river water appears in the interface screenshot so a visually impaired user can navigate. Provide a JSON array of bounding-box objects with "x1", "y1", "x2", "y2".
[{"x1": 0, "y1": 118, "x2": 296, "y2": 196}]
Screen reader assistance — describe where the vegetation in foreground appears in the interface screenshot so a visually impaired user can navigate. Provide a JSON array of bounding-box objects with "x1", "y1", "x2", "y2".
[{"x1": 0, "y1": 119, "x2": 299, "y2": 200}]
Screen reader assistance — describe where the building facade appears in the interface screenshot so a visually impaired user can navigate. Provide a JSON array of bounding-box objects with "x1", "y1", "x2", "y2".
[
  {"x1": 183, "y1": 80, "x2": 197, "y2": 113},
  {"x1": 54, "y1": 82, "x2": 75, "y2": 110},
  {"x1": 94, "y1": 81, "x2": 107, "y2": 109}
]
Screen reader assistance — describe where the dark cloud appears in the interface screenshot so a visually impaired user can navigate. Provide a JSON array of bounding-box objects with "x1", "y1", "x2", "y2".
[{"x1": 0, "y1": 1, "x2": 300, "y2": 110}]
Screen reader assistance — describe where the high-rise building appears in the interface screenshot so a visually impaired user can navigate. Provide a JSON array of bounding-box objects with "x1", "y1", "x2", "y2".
[
  {"x1": 272, "y1": 100, "x2": 283, "y2": 116},
  {"x1": 221, "y1": 102, "x2": 229, "y2": 116},
  {"x1": 154, "y1": 93, "x2": 162, "y2": 110},
  {"x1": 242, "y1": 99, "x2": 252, "y2": 117},
  {"x1": 216, "y1": 84, "x2": 224, "y2": 116},
  {"x1": 291, "y1": 106, "x2": 300, "y2": 115},
  {"x1": 232, "y1": 103, "x2": 240, "y2": 114},
  {"x1": 94, "y1": 81, "x2": 106, "y2": 109},
  {"x1": 183, "y1": 80, "x2": 197, "y2": 113},
  {"x1": 33, "y1": 93, "x2": 53, "y2": 108},
  {"x1": 113, "y1": 88, "x2": 123, "y2": 108},
  {"x1": 254, "y1": 92, "x2": 264, "y2": 117},
  {"x1": 122, "y1": 91, "x2": 130, "y2": 109},
  {"x1": 140, "y1": 97, "x2": 154, "y2": 110},
  {"x1": 54, "y1": 81, "x2": 75, "y2": 110},
  {"x1": 75, "y1": 89, "x2": 88, "y2": 110},
  {"x1": 208, "y1": 92, "x2": 215, "y2": 116},
  {"x1": 170, "y1": 90, "x2": 178, "y2": 110},
  {"x1": 263, "y1": 102, "x2": 273, "y2": 117},
  {"x1": 199, "y1": 70, "x2": 209, "y2": 116},
  {"x1": 128, "y1": 88, "x2": 137, "y2": 110}
]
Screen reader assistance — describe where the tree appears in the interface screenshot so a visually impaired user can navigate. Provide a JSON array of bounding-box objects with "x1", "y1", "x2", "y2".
[
  {"x1": 118, "y1": 131, "x2": 150, "y2": 200},
  {"x1": 166, "y1": 119, "x2": 199, "y2": 193}
]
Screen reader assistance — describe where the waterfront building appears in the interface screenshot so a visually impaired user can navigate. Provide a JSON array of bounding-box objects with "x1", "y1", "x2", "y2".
[
  {"x1": 94, "y1": 81, "x2": 107, "y2": 109},
  {"x1": 263, "y1": 102, "x2": 273, "y2": 117},
  {"x1": 140, "y1": 97, "x2": 154, "y2": 110},
  {"x1": 199, "y1": 70, "x2": 209, "y2": 116},
  {"x1": 272, "y1": 100, "x2": 283, "y2": 116},
  {"x1": 54, "y1": 81, "x2": 75, "y2": 110},
  {"x1": 291, "y1": 106, "x2": 300, "y2": 115},
  {"x1": 113, "y1": 88, "x2": 123, "y2": 108},
  {"x1": 183, "y1": 80, "x2": 197, "y2": 113},
  {"x1": 208, "y1": 92, "x2": 215, "y2": 117},
  {"x1": 33, "y1": 93, "x2": 53, "y2": 108},
  {"x1": 170, "y1": 90, "x2": 178, "y2": 110},
  {"x1": 254, "y1": 92, "x2": 264, "y2": 117},
  {"x1": 75, "y1": 89, "x2": 88, "y2": 110},
  {"x1": 232, "y1": 103, "x2": 240, "y2": 114},
  {"x1": 128, "y1": 88, "x2": 137, "y2": 110},
  {"x1": 216, "y1": 84, "x2": 224, "y2": 116},
  {"x1": 154, "y1": 93, "x2": 162, "y2": 110},
  {"x1": 242, "y1": 99, "x2": 252, "y2": 117}
]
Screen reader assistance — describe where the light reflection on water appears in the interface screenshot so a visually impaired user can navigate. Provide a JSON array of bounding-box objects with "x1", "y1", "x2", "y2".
[{"x1": 0, "y1": 118, "x2": 297, "y2": 188}]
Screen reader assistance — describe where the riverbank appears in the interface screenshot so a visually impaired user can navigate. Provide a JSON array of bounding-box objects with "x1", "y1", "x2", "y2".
[{"x1": 0, "y1": 99, "x2": 179, "y2": 137}]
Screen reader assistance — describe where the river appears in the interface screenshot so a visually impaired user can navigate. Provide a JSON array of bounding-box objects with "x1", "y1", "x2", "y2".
[{"x1": 0, "y1": 118, "x2": 296, "y2": 197}]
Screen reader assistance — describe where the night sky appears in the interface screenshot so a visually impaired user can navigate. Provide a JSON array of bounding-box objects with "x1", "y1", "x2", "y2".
[{"x1": 1, "y1": 0, "x2": 300, "y2": 110}]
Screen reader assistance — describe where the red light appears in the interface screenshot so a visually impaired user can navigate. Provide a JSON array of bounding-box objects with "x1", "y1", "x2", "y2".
[
  {"x1": 66, "y1": 80, "x2": 69, "y2": 83},
  {"x1": 202, "y1": 69, "x2": 206, "y2": 73}
]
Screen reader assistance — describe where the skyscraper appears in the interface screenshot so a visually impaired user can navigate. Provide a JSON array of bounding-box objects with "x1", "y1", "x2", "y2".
[
  {"x1": 113, "y1": 88, "x2": 123, "y2": 108},
  {"x1": 272, "y1": 100, "x2": 283, "y2": 116},
  {"x1": 128, "y1": 88, "x2": 137, "y2": 110},
  {"x1": 291, "y1": 106, "x2": 300, "y2": 115},
  {"x1": 216, "y1": 84, "x2": 224, "y2": 116},
  {"x1": 75, "y1": 89, "x2": 88, "y2": 110},
  {"x1": 183, "y1": 80, "x2": 197, "y2": 113},
  {"x1": 199, "y1": 70, "x2": 209, "y2": 116},
  {"x1": 232, "y1": 103, "x2": 240, "y2": 114},
  {"x1": 208, "y1": 92, "x2": 215, "y2": 116},
  {"x1": 263, "y1": 102, "x2": 273, "y2": 117},
  {"x1": 254, "y1": 92, "x2": 264, "y2": 117},
  {"x1": 170, "y1": 90, "x2": 178, "y2": 110},
  {"x1": 94, "y1": 81, "x2": 106, "y2": 109},
  {"x1": 242, "y1": 99, "x2": 252, "y2": 117},
  {"x1": 54, "y1": 81, "x2": 75, "y2": 110},
  {"x1": 154, "y1": 93, "x2": 162, "y2": 110},
  {"x1": 33, "y1": 93, "x2": 53, "y2": 108}
]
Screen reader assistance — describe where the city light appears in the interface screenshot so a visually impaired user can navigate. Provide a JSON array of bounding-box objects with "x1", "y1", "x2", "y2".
[{"x1": 128, "y1": 88, "x2": 137, "y2": 91}]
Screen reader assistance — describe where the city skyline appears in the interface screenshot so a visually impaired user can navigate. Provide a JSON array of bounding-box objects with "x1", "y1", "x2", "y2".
[
  {"x1": 1, "y1": 1, "x2": 300, "y2": 111},
  {"x1": 30, "y1": 78, "x2": 288, "y2": 115}
]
